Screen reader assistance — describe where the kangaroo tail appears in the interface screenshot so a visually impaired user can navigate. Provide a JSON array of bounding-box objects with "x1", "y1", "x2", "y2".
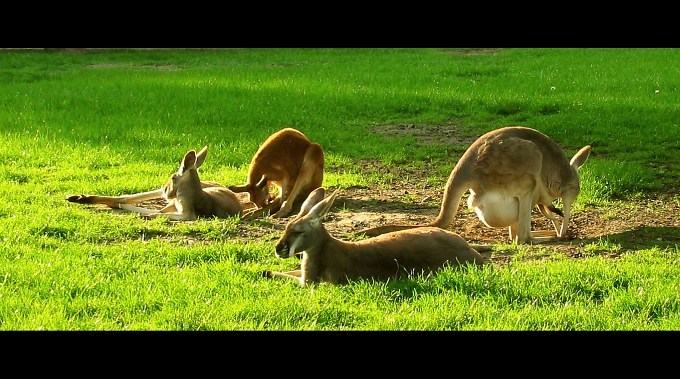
[{"x1": 355, "y1": 168, "x2": 470, "y2": 238}]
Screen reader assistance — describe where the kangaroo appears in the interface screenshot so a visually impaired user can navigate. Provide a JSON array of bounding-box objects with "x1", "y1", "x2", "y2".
[
  {"x1": 263, "y1": 187, "x2": 488, "y2": 287},
  {"x1": 67, "y1": 146, "x2": 252, "y2": 220},
  {"x1": 229, "y1": 128, "x2": 324, "y2": 219},
  {"x1": 356, "y1": 126, "x2": 592, "y2": 244}
]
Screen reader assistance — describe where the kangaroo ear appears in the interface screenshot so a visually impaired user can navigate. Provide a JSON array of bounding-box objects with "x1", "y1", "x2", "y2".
[
  {"x1": 194, "y1": 146, "x2": 208, "y2": 169},
  {"x1": 305, "y1": 188, "x2": 338, "y2": 222},
  {"x1": 297, "y1": 187, "x2": 326, "y2": 218},
  {"x1": 570, "y1": 145, "x2": 591, "y2": 170},
  {"x1": 180, "y1": 150, "x2": 197, "y2": 174}
]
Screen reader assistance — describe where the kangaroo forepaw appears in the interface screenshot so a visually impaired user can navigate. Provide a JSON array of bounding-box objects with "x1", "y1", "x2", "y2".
[{"x1": 262, "y1": 270, "x2": 273, "y2": 278}]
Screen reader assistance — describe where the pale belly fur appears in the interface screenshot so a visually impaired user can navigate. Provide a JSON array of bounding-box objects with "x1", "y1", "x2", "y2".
[{"x1": 468, "y1": 190, "x2": 518, "y2": 228}]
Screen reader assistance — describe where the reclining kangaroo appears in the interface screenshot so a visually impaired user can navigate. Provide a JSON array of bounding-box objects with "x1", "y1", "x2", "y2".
[
  {"x1": 356, "y1": 126, "x2": 592, "y2": 244},
  {"x1": 264, "y1": 187, "x2": 488, "y2": 287},
  {"x1": 229, "y1": 128, "x2": 324, "y2": 218},
  {"x1": 67, "y1": 146, "x2": 257, "y2": 220}
]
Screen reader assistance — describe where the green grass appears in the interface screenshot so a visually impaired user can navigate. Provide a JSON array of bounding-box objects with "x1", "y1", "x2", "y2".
[{"x1": 1, "y1": 48, "x2": 679, "y2": 330}]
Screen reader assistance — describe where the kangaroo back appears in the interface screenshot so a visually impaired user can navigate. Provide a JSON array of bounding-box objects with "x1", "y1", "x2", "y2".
[
  {"x1": 355, "y1": 126, "x2": 591, "y2": 244},
  {"x1": 266, "y1": 188, "x2": 487, "y2": 286},
  {"x1": 230, "y1": 128, "x2": 324, "y2": 218}
]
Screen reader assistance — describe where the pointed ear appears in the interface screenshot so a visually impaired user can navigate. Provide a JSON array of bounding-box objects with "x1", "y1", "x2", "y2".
[
  {"x1": 570, "y1": 145, "x2": 591, "y2": 170},
  {"x1": 305, "y1": 188, "x2": 339, "y2": 222},
  {"x1": 180, "y1": 150, "x2": 197, "y2": 174},
  {"x1": 296, "y1": 187, "x2": 327, "y2": 218},
  {"x1": 194, "y1": 146, "x2": 208, "y2": 169}
]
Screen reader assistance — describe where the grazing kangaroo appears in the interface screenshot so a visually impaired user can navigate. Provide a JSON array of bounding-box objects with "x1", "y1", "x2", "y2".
[
  {"x1": 229, "y1": 128, "x2": 324, "y2": 219},
  {"x1": 67, "y1": 146, "x2": 251, "y2": 220},
  {"x1": 263, "y1": 187, "x2": 488, "y2": 287},
  {"x1": 356, "y1": 126, "x2": 592, "y2": 244}
]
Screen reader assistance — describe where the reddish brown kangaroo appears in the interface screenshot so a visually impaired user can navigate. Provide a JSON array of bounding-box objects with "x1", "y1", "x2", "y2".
[{"x1": 229, "y1": 128, "x2": 324, "y2": 218}]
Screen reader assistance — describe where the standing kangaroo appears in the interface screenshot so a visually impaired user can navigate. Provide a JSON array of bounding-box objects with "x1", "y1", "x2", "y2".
[
  {"x1": 264, "y1": 187, "x2": 487, "y2": 287},
  {"x1": 229, "y1": 128, "x2": 324, "y2": 218},
  {"x1": 356, "y1": 126, "x2": 592, "y2": 244},
  {"x1": 67, "y1": 146, "x2": 247, "y2": 220}
]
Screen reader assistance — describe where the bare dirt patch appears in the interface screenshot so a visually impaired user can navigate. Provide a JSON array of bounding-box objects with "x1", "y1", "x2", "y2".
[
  {"x1": 372, "y1": 123, "x2": 479, "y2": 146},
  {"x1": 128, "y1": 180, "x2": 680, "y2": 265},
  {"x1": 98, "y1": 122, "x2": 680, "y2": 266},
  {"x1": 220, "y1": 180, "x2": 680, "y2": 266}
]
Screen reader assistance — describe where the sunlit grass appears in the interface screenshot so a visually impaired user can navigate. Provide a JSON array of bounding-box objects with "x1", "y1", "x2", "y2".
[{"x1": 1, "y1": 48, "x2": 679, "y2": 330}]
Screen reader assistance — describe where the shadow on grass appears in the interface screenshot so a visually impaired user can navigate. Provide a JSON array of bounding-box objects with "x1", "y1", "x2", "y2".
[{"x1": 590, "y1": 226, "x2": 680, "y2": 251}]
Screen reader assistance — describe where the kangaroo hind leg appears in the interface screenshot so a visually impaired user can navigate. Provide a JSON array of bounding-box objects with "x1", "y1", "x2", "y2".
[{"x1": 272, "y1": 144, "x2": 324, "y2": 218}]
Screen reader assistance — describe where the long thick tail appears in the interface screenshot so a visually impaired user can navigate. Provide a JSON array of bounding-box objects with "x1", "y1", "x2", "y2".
[
  {"x1": 355, "y1": 223, "x2": 420, "y2": 237},
  {"x1": 355, "y1": 168, "x2": 470, "y2": 237},
  {"x1": 66, "y1": 181, "x2": 223, "y2": 209},
  {"x1": 429, "y1": 170, "x2": 469, "y2": 229},
  {"x1": 66, "y1": 188, "x2": 164, "y2": 208}
]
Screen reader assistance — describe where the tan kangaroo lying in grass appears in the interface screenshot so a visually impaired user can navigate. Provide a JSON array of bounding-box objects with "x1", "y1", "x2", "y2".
[
  {"x1": 229, "y1": 128, "x2": 324, "y2": 218},
  {"x1": 263, "y1": 187, "x2": 488, "y2": 287},
  {"x1": 67, "y1": 146, "x2": 256, "y2": 220},
  {"x1": 356, "y1": 126, "x2": 592, "y2": 244}
]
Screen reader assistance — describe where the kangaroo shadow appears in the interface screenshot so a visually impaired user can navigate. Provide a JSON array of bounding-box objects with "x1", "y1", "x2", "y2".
[{"x1": 577, "y1": 226, "x2": 680, "y2": 252}]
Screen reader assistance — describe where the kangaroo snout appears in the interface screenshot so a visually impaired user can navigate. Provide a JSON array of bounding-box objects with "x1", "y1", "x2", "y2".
[{"x1": 275, "y1": 243, "x2": 291, "y2": 258}]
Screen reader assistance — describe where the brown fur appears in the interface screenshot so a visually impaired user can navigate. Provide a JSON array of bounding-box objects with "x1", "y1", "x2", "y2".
[
  {"x1": 264, "y1": 188, "x2": 488, "y2": 287},
  {"x1": 67, "y1": 146, "x2": 247, "y2": 220},
  {"x1": 230, "y1": 128, "x2": 324, "y2": 219},
  {"x1": 356, "y1": 126, "x2": 591, "y2": 244}
]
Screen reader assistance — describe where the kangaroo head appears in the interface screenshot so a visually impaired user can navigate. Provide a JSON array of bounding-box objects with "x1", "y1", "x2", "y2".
[
  {"x1": 564, "y1": 144, "x2": 592, "y2": 197},
  {"x1": 274, "y1": 188, "x2": 336, "y2": 258},
  {"x1": 162, "y1": 147, "x2": 207, "y2": 201},
  {"x1": 249, "y1": 174, "x2": 272, "y2": 207},
  {"x1": 229, "y1": 174, "x2": 271, "y2": 207}
]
